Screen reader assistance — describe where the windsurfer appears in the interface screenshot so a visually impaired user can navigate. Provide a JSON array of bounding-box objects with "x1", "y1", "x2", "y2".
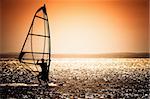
[{"x1": 37, "y1": 58, "x2": 49, "y2": 83}]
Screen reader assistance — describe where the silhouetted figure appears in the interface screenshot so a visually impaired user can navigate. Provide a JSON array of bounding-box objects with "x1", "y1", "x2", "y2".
[{"x1": 37, "y1": 59, "x2": 49, "y2": 84}]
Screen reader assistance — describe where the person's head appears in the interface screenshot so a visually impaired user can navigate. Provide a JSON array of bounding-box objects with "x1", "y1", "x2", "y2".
[{"x1": 41, "y1": 58, "x2": 44, "y2": 63}]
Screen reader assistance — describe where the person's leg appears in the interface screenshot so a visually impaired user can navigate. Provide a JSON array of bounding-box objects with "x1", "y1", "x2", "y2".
[
  {"x1": 40, "y1": 72, "x2": 48, "y2": 86},
  {"x1": 46, "y1": 72, "x2": 49, "y2": 81},
  {"x1": 41, "y1": 72, "x2": 45, "y2": 81}
]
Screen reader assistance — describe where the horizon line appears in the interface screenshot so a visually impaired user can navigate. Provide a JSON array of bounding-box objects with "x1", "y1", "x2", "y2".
[{"x1": 0, "y1": 52, "x2": 149, "y2": 58}]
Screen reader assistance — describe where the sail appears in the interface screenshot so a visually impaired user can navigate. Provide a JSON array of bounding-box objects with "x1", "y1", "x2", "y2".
[{"x1": 19, "y1": 4, "x2": 51, "y2": 66}]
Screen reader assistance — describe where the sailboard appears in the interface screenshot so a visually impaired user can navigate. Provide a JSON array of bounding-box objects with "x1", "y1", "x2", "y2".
[{"x1": 18, "y1": 4, "x2": 51, "y2": 73}]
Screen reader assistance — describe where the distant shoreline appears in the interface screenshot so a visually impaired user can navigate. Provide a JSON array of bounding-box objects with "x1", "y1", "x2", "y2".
[{"x1": 0, "y1": 53, "x2": 149, "y2": 58}]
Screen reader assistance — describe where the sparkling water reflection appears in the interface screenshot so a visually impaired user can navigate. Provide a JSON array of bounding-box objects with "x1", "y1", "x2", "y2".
[{"x1": 0, "y1": 58, "x2": 149, "y2": 98}]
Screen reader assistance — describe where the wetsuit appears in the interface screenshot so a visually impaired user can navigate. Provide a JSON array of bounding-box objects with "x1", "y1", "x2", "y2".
[{"x1": 37, "y1": 62, "x2": 49, "y2": 82}]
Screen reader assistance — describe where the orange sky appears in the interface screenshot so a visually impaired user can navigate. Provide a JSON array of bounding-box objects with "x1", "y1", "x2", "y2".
[
  {"x1": 1, "y1": 0, "x2": 149, "y2": 54},
  {"x1": 0, "y1": 1, "x2": 1, "y2": 53}
]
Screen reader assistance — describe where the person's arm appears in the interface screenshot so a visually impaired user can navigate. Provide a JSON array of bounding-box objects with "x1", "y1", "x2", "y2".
[{"x1": 36, "y1": 60, "x2": 39, "y2": 65}]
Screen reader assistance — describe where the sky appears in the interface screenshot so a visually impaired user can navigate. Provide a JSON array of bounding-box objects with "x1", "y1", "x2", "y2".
[
  {"x1": 0, "y1": 1, "x2": 1, "y2": 53},
  {"x1": 0, "y1": 0, "x2": 149, "y2": 54}
]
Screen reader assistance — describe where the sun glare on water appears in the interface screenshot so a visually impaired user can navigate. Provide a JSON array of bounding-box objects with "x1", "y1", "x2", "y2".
[{"x1": 50, "y1": 58, "x2": 149, "y2": 71}]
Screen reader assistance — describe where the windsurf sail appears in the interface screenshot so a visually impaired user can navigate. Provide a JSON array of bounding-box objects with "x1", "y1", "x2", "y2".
[{"x1": 19, "y1": 4, "x2": 51, "y2": 69}]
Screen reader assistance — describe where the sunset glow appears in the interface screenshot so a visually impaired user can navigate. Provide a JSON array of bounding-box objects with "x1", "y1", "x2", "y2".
[{"x1": 1, "y1": 0, "x2": 149, "y2": 54}]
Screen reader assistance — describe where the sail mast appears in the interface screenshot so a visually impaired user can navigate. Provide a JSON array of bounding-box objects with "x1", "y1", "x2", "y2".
[{"x1": 43, "y1": 4, "x2": 51, "y2": 77}]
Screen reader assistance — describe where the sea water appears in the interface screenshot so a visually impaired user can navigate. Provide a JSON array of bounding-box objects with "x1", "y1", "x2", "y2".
[{"x1": 0, "y1": 58, "x2": 149, "y2": 98}]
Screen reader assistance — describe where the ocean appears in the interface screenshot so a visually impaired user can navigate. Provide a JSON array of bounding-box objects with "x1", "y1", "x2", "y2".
[{"x1": 0, "y1": 58, "x2": 149, "y2": 98}]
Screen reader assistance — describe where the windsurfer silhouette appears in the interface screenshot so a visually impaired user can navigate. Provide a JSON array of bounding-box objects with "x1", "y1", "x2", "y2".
[{"x1": 37, "y1": 58, "x2": 49, "y2": 84}]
